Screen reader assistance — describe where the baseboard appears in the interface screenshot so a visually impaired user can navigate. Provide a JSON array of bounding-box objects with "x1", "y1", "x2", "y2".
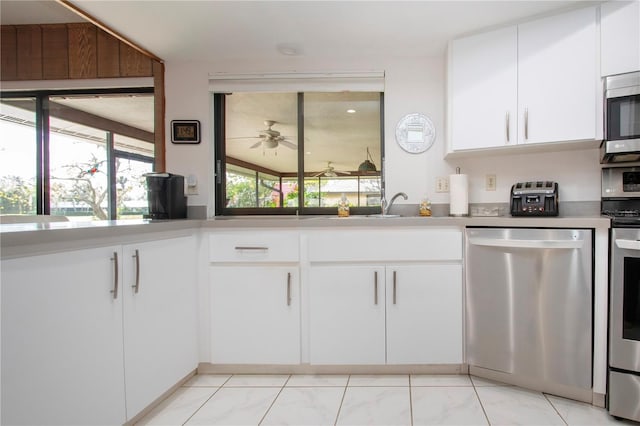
[{"x1": 197, "y1": 363, "x2": 467, "y2": 375}]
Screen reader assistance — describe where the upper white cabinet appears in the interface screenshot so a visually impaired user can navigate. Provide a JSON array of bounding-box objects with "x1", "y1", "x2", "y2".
[
  {"x1": 449, "y1": 6, "x2": 599, "y2": 152},
  {"x1": 517, "y1": 6, "x2": 597, "y2": 145},
  {"x1": 449, "y1": 26, "x2": 518, "y2": 150},
  {"x1": 601, "y1": 0, "x2": 640, "y2": 76}
]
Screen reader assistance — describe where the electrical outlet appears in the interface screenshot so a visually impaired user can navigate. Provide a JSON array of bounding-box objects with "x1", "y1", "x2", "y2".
[
  {"x1": 436, "y1": 176, "x2": 449, "y2": 193},
  {"x1": 486, "y1": 174, "x2": 497, "y2": 191}
]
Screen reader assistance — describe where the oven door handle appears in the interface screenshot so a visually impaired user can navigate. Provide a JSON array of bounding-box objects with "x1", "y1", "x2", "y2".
[{"x1": 615, "y1": 239, "x2": 640, "y2": 251}]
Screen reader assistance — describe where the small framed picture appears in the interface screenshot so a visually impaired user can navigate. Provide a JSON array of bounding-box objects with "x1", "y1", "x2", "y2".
[{"x1": 171, "y1": 120, "x2": 200, "y2": 144}]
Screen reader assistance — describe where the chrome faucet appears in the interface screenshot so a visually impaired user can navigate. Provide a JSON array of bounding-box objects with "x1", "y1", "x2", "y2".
[{"x1": 382, "y1": 192, "x2": 408, "y2": 215}]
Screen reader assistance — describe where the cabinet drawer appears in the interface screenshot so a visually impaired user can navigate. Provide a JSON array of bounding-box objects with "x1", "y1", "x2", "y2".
[
  {"x1": 307, "y1": 229, "x2": 462, "y2": 262},
  {"x1": 209, "y1": 231, "x2": 299, "y2": 262}
]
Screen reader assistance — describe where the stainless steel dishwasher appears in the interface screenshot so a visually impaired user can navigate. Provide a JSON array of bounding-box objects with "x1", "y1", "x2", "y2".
[{"x1": 465, "y1": 227, "x2": 593, "y2": 401}]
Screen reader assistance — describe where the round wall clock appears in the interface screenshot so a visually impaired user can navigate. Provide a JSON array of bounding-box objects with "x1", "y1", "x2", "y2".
[{"x1": 395, "y1": 113, "x2": 436, "y2": 154}]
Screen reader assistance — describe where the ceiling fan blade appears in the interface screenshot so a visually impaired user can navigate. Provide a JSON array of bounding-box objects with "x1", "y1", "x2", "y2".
[
  {"x1": 227, "y1": 136, "x2": 261, "y2": 140},
  {"x1": 279, "y1": 140, "x2": 297, "y2": 149},
  {"x1": 336, "y1": 170, "x2": 352, "y2": 175},
  {"x1": 311, "y1": 171, "x2": 324, "y2": 177},
  {"x1": 249, "y1": 141, "x2": 262, "y2": 149}
]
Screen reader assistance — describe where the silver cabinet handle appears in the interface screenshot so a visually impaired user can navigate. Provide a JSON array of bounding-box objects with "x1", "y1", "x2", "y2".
[
  {"x1": 132, "y1": 249, "x2": 140, "y2": 294},
  {"x1": 393, "y1": 270, "x2": 397, "y2": 305},
  {"x1": 110, "y1": 252, "x2": 119, "y2": 299},
  {"x1": 234, "y1": 246, "x2": 268, "y2": 251},
  {"x1": 505, "y1": 112, "x2": 510, "y2": 143},
  {"x1": 374, "y1": 271, "x2": 378, "y2": 305},
  {"x1": 286, "y1": 272, "x2": 292, "y2": 306},
  {"x1": 524, "y1": 108, "x2": 529, "y2": 140}
]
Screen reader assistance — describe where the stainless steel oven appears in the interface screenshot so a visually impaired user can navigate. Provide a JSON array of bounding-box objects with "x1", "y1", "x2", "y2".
[
  {"x1": 609, "y1": 228, "x2": 640, "y2": 422},
  {"x1": 602, "y1": 166, "x2": 640, "y2": 421}
]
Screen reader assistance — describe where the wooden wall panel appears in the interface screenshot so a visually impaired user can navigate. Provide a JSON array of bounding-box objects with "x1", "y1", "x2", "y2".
[
  {"x1": 68, "y1": 23, "x2": 96, "y2": 78},
  {"x1": 16, "y1": 25, "x2": 43, "y2": 80},
  {"x1": 42, "y1": 24, "x2": 69, "y2": 79},
  {"x1": 119, "y1": 42, "x2": 152, "y2": 77},
  {"x1": 1, "y1": 26, "x2": 17, "y2": 80},
  {"x1": 96, "y1": 29, "x2": 120, "y2": 78},
  {"x1": 153, "y1": 60, "x2": 165, "y2": 172}
]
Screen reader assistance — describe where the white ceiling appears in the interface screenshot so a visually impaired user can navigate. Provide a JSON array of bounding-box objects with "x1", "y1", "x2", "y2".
[
  {"x1": 2, "y1": 1, "x2": 600, "y2": 62},
  {"x1": 1, "y1": 0, "x2": 601, "y2": 174}
]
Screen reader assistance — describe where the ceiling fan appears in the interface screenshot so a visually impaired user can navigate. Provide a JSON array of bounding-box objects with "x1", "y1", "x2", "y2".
[
  {"x1": 229, "y1": 120, "x2": 297, "y2": 150},
  {"x1": 313, "y1": 161, "x2": 352, "y2": 177}
]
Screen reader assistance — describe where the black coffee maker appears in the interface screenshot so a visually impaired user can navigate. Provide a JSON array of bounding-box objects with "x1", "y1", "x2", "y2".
[{"x1": 144, "y1": 173, "x2": 187, "y2": 219}]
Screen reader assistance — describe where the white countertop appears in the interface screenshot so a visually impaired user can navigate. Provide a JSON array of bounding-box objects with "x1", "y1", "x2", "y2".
[{"x1": 1, "y1": 214, "x2": 610, "y2": 259}]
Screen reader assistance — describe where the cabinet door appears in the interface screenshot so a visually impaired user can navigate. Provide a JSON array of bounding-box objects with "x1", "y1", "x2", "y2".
[
  {"x1": 1, "y1": 246, "x2": 126, "y2": 426},
  {"x1": 449, "y1": 25, "x2": 518, "y2": 151},
  {"x1": 601, "y1": 0, "x2": 640, "y2": 76},
  {"x1": 386, "y1": 265, "x2": 463, "y2": 364},
  {"x1": 210, "y1": 266, "x2": 300, "y2": 364},
  {"x1": 309, "y1": 265, "x2": 385, "y2": 364},
  {"x1": 518, "y1": 6, "x2": 597, "y2": 144},
  {"x1": 122, "y1": 235, "x2": 199, "y2": 419}
]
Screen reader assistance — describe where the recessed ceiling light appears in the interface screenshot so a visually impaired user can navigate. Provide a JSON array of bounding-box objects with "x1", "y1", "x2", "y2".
[
  {"x1": 277, "y1": 43, "x2": 302, "y2": 56},
  {"x1": 347, "y1": 109, "x2": 356, "y2": 114}
]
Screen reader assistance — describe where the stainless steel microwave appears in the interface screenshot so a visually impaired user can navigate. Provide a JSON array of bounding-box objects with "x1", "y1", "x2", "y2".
[{"x1": 601, "y1": 71, "x2": 640, "y2": 163}]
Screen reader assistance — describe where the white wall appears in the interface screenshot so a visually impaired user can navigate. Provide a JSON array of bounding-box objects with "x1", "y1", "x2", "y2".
[{"x1": 164, "y1": 53, "x2": 601, "y2": 217}]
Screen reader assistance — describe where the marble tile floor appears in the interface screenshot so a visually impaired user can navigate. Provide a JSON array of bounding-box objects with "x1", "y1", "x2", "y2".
[{"x1": 136, "y1": 374, "x2": 634, "y2": 426}]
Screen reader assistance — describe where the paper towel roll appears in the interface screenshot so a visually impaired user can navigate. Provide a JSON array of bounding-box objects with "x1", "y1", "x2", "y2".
[{"x1": 449, "y1": 174, "x2": 469, "y2": 216}]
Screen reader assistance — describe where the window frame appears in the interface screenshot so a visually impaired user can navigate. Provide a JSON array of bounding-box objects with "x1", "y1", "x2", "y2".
[
  {"x1": 0, "y1": 87, "x2": 154, "y2": 219},
  {"x1": 214, "y1": 92, "x2": 385, "y2": 216}
]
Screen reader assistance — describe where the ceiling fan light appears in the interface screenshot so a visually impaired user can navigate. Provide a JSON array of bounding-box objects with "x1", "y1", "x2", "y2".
[{"x1": 264, "y1": 139, "x2": 278, "y2": 149}]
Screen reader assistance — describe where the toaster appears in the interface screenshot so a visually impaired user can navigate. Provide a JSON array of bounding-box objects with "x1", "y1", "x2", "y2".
[{"x1": 510, "y1": 181, "x2": 559, "y2": 216}]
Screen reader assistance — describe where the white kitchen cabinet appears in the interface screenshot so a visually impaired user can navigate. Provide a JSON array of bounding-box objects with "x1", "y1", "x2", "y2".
[
  {"x1": 517, "y1": 6, "x2": 597, "y2": 145},
  {"x1": 449, "y1": 6, "x2": 598, "y2": 152},
  {"x1": 309, "y1": 265, "x2": 386, "y2": 365},
  {"x1": 449, "y1": 25, "x2": 518, "y2": 150},
  {"x1": 208, "y1": 230, "x2": 300, "y2": 364},
  {"x1": 1, "y1": 245, "x2": 127, "y2": 426},
  {"x1": 210, "y1": 266, "x2": 300, "y2": 364},
  {"x1": 385, "y1": 265, "x2": 463, "y2": 364},
  {"x1": 307, "y1": 229, "x2": 463, "y2": 366},
  {"x1": 122, "y1": 235, "x2": 198, "y2": 419},
  {"x1": 1, "y1": 233, "x2": 199, "y2": 425},
  {"x1": 601, "y1": 0, "x2": 640, "y2": 76}
]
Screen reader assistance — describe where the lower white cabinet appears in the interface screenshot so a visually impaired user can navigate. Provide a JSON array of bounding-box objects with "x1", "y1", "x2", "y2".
[
  {"x1": 1, "y1": 234, "x2": 198, "y2": 425},
  {"x1": 309, "y1": 265, "x2": 386, "y2": 364},
  {"x1": 122, "y1": 236, "x2": 198, "y2": 419},
  {"x1": 208, "y1": 230, "x2": 301, "y2": 365},
  {"x1": 2, "y1": 245, "x2": 127, "y2": 425},
  {"x1": 385, "y1": 264, "x2": 463, "y2": 364},
  {"x1": 309, "y1": 264, "x2": 462, "y2": 365},
  {"x1": 209, "y1": 266, "x2": 300, "y2": 364}
]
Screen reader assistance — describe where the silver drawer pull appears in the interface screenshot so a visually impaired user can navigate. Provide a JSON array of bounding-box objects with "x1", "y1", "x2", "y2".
[
  {"x1": 287, "y1": 272, "x2": 292, "y2": 306},
  {"x1": 132, "y1": 249, "x2": 140, "y2": 294},
  {"x1": 505, "y1": 112, "x2": 510, "y2": 143},
  {"x1": 234, "y1": 246, "x2": 268, "y2": 251},
  {"x1": 110, "y1": 252, "x2": 119, "y2": 300},
  {"x1": 374, "y1": 271, "x2": 378, "y2": 305},
  {"x1": 393, "y1": 270, "x2": 397, "y2": 305}
]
